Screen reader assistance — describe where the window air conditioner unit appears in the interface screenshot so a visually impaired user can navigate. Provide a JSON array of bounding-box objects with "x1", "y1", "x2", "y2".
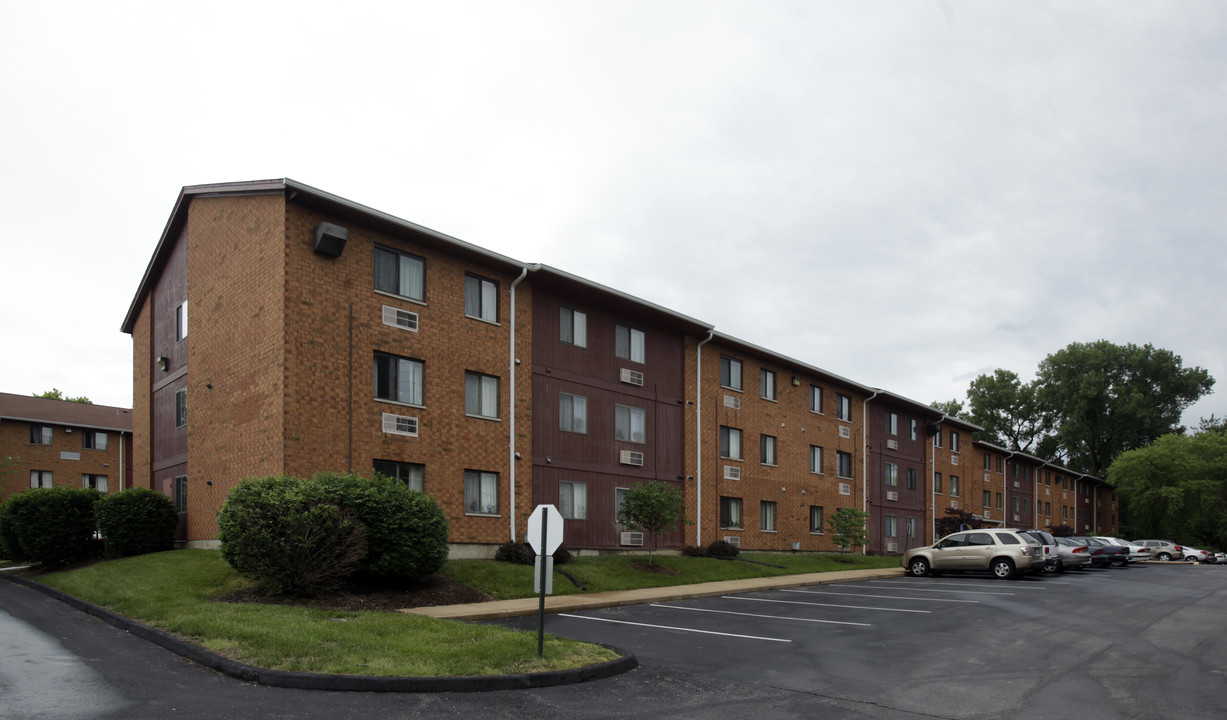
[
  {"x1": 381, "y1": 413, "x2": 418, "y2": 437},
  {"x1": 620, "y1": 450, "x2": 645, "y2": 466},
  {"x1": 886, "y1": 491, "x2": 899, "y2": 501},
  {"x1": 620, "y1": 531, "x2": 644, "y2": 546},
  {"x1": 1013, "y1": 514, "x2": 1021, "y2": 522},
  {"x1": 723, "y1": 394, "x2": 740, "y2": 409},
  {"x1": 838, "y1": 483, "x2": 852, "y2": 496},
  {"x1": 1014, "y1": 481, "x2": 1021, "y2": 488},
  {"x1": 951, "y1": 456, "x2": 959, "y2": 466},
  {"x1": 984, "y1": 473, "x2": 991, "y2": 482},
  {"x1": 951, "y1": 500, "x2": 959, "y2": 509},
  {"x1": 723, "y1": 536, "x2": 741, "y2": 548},
  {"x1": 886, "y1": 439, "x2": 898, "y2": 450},
  {"x1": 886, "y1": 542, "x2": 899, "y2": 553},
  {"x1": 983, "y1": 510, "x2": 992, "y2": 519},
  {"x1": 382, "y1": 305, "x2": 419, "y2": 332},
  {"x1": 839, "y1": 426, "x2": 851, "y2": 438},
  {"x1": 723, "y1": 465, "x2": 741, "y2": 480},
  {"x1": 620, "y1": 368, "x2": 645, "y2": 386}
]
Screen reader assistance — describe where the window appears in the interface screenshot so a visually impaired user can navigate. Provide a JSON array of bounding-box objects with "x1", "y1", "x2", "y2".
[
  {"x1": 934, "y1": 471, "x2": 943, "y2": 494},
  {"x1": 984, "y1": 454, "x2": 991, "y2": 470},
  {"x1": 760, "y1": 501, "x2": 776, "y2": 532},
  {"x1": 760, "y1": 370, "x2": 776, "y2": 401},
  {"x1": 884, "y1": 463, "x2": 899, "y2": 487},
  {"x1": 886, "y1": 412, "x2": 898, "y2": 436},
  {"x1": 176, "y1": 300, "x2": 188, "y2": 341},
  {"x1": 559, "y1": 481, "x2": 588, "y2": 520},
  {"x1": 175, "y1": 475, "x2": 187, "y2": 513},
  {"x1": 809, "y1": 506, "x2": 824, "y2": 534},
  {"x1": 29, "y1": 470, "x2": 52, "y2": 488},
  {"x1": 559, "y1": 393, "x2": 588, "y2": 434},
  {"x1": 464, "y1": 372, "x2": 499, "y2": 418},
  {"x1": 984, "y1": 490, "x2": 992, "y2": 507},
  {"x1": 720, "y1": 497, "x2": 743, "y2": 529},
  {"x1": 885, "y1": 514, "x2": 898, "y2": 538},
  {"x1": 809, "y1": 445, "x2": 823, "y2": 474},
  {"x1": 934, "y1": 429, "x2": 943, "y2": 448},
  {"x1": 810, "y1": 385, "x2": 823, "y2": 413},
  {"x1": 950, "y1": 475, "x2": 959, "y2": 497},
  {"x1": 760, "y1": 435, "x2": 777, "y2": 465},
  {"x1": 720, "y1": 426, "x2": 742, "y2": 460},
  {"x1": 906, "y1": 516, "x2": 917, "y2": 539},
  {"x1": 82, "y1": 431, "x2": 108, "y2": 451},
  {"x1": 836, "y1": 394, "x2": 852, "y2": 421},
  {"x1": 464, "y1": 470, "x2": 499, "y2": 514},
  {"x1": 907, "y1": 468, "x2": 917, "y2": 490},
  {"x1": 837, "y1": 451, "x2": 852, "y2": 479},
  {"x1": 615, "y1": 325, "x2": 645, "y2": 363},
  {"x1": 719, "y1": 356, "x2": 742, "y2": 391},
  {"x1": 951, "y1": 431, "x2": 960, "y2": 453},
  {"x1": 909, "y1": 419, "x2": 918, "y2": 441},
  {"x1": 615, "y1": 487, "x2": 629, "y2": 526},
  {"x1": 374, "y1": 352, "x2": 424, "y2": 406},
  {"x1": 175, "y1": 388, "x2": 187, "y2": 428},
  {"x1": 82, "y1": 474, "x2": 108, "y2": 492},
  {"x1": 560, "y1": 307, "x2": 587, "y2": 347},
  {"x1": 615, "y1": 404, "x2": 646, "y2": 443},
  {"x1": 996, "y1": 492, "x2": 1003, "y2": 509},
  {"x1": 996, "y1": 456, "x2": 1003, "y2": 473},
  {"x1": 464, "y1": 273, "x2": 498, "y2": 322},
  {"x1": 373, "y1": 460, "x2": 424, "y2": 491},
  {"x1": 1013, "y1": 496, "x2": 1021, "y2": 513},
  {"x1": 30, "y1": 425, "x2": 52, "y2": 445},
  {"x1": 1045, "y1": 501, "x2": 1051, "y2": 516},
  {"x1": 374, "y1": 245, "x2": 425, "y2": 301}
]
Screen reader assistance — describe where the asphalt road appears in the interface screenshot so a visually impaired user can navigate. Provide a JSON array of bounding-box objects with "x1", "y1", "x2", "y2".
[{"x1": 3, "y1": 563, "x2": 1226, "y2": 719}]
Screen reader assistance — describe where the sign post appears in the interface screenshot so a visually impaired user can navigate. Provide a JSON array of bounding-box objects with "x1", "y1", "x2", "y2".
[{"x1": 525, "y1": 504, "x2": 563, "y2": 657}]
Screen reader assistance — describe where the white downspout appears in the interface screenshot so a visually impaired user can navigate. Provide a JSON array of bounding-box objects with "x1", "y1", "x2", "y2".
[
  {"x1": 930, "y1": 429, "x2": 936, "y2": 542},
  {"x1": 695, "y1": 331, "x2": 714, "y2": 547},
  {"x1": 508, "y1": 265, "x2": 529, "y2": 542},
  {"x1": 860, "y1": 391, "x2": 878, "y2": 555}
]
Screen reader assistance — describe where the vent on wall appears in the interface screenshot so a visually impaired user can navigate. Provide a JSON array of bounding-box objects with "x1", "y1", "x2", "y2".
[
  {"x1": 381, "y1": 413, "x2": 418, "y2": 437},
  {"x1": 838, "y1": 482, "x2": 852, "y2": 496},
  {"x1": 723, "y1": 536, "x2": 741, "y2": 548},
  {"x1": 620, "y1": 531, "x2": 645, "y2": 546},
  {"x1": 382, "y1": 305, "x2": 419, "y2": 332},
  {"x1": 620, "y1": 450, "x2": 645, "y2": 466},
  {"x1": 886, "y1": 439, "x2": 898, "y2": 450},
  {"x1": 951, "y1": 456, "x2": 959, "y2": 466},
  {"x1": 724, "y1": 465, "x2": 741, "y2": 480},
  {"x1": 983, "y1": 510, "x2": 992, "y2": 519},
  {"x1": 1013, "y1": 514, "x2": 1021, "y2": 522},
  {"x1": 951, "y1": 500, "x2": 959, "y2": 509},
  {"x1": 886, "y1": 491, "x2": 899, "y2": 502},
  {"x1": 1014, "y1": 481, "x2": 1021, "y2": 488},
  {"x1": 620, "y1": 368, "x2": 645, "y2": 386},
  {"x1": 839, "y1": 426, "x2": 851, "y2": 439},
  {"x1": 724, "y1": 394, "x2": 741, "y2": 409},
  {"x1": 886, "y1": 542, "x2": 899, "y2": 553},
  {"x1": 984, "y1": 473, "x2": 991, "y2": 482}
]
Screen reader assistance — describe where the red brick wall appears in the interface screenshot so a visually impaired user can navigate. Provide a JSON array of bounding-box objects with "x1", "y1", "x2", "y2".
[{"x1": 0, "y1": 421, "x2": 129, "y2": 501}]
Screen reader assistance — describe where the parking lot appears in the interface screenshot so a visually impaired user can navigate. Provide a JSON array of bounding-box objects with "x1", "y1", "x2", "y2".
[{"x1": 494, "y1": 563, "x2": 1227, "y2": 719}]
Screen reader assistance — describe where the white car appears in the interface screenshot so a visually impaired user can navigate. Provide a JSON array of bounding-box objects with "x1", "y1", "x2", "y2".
[
  {"x1": 1183, "y1": 547, "x2": 1212, "y2": 563},
  {"x1": 1095, "y1": 537, "x2": 1152, "y2": 563}
]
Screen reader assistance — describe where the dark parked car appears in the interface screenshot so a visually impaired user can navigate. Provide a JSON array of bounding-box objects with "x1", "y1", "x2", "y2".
[{"x1": 1073, "y1": 536, "x2": 1129, "y2": 567}]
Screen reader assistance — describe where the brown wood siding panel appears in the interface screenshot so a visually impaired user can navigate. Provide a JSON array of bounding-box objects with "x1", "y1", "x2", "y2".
[
  {"x1": 533, "y1": 466, "x2": 684, "y2": 549},
  {"x1": 151, "y1": 378, "x2": 187, "y2": 464}
]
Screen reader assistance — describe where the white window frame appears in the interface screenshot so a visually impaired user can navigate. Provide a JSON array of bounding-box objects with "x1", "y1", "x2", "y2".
[{"x1": 176, "y1": 300, "x2": 188, "y2": 342}]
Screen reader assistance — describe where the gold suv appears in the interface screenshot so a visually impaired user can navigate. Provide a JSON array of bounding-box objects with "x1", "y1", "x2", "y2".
[{"x1": 902, "y1": 529, "x2": 1042, "y2": 580}]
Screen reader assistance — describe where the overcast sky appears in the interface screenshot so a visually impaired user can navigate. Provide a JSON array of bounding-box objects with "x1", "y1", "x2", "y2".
[{"x1": 2, "y1": 1, "x2": 1223, "y2": 427}]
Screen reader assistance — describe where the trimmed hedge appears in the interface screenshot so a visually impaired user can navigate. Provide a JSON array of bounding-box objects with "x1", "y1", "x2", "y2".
[
  {"x1": 94, "y1": 488, "x2": 179, "y2": 558},
  {"x1": 0, "y1": 487, "x2": 101, "y2": 566},
  {"x1": 493, "y1": 542, "x2": 573, "y2": 565},
  {"x1": 218, "y1": 472, "x2": 450, "y2": 595}
]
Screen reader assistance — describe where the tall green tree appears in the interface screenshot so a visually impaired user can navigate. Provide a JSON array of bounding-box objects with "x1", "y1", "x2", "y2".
[
  {"x1": 617, "y1": 480, "x2": 686, "y2": 566},
  {"x1": 35, "y1": 389, "x2": 92, "y2": 404},
  {"x1": 930, "y1": 399, "x2": 966, "y2": 420},
  {"x1": 1036, "y1": 341, "x2": 1214, "y2": 475},
  {"x1": 964, "y1": 369, "x2": 1048, "y2": 452},
  {"x1": 1108, "y1": 426, "x2": 1227, "y2": 548},
  {"x1": 827, "y1": 507, "x2": 869, "y2": 560}
]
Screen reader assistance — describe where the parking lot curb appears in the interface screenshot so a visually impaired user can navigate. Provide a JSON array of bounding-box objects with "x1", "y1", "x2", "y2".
[{"x1": 0, "y1": 571, "x2": 638, "y2": 693}]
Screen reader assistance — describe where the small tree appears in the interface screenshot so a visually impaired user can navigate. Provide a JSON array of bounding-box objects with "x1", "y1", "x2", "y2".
[
  {"x1": 1047, "y1": 523, "x2": 1076, "y2": 537},
  {"x1": 828, "y1": 508, "x2": 869, "y2": 560},
  {"x1": 34, "y1": 389, "x2": 92, "y2": 404},
  {"x1": 617, "y1": 480, "x2": 686, "y2": 566},
  {"x1": 935, "y1": 507, "x2": 983, "y2": 538}
]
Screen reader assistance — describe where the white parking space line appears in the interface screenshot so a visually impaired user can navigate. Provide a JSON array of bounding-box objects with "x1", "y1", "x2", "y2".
[
  {"x1": 780, "y1": 589, "x2": 979, "y2": 604},
  {"x1": 874, "y1": 578, "x2": 1053, "y2": 589},
  {"x1": 652, "y1": 603, "x2": 872, "y2": 627},
  {"x1": 841, "y1": 583, "x2": 1016, "y2": 596},
  {"x1": 726, "y1": 596, "x2": 931, "y2": 613},
  {"x1": 558, "y1": 613, "x2": 792, "y2": 642}
]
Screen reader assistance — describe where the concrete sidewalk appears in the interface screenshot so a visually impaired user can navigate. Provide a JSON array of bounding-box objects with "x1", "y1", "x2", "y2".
[{"x1": 403, "y1": 566, "x2": 906, "y2": 620}]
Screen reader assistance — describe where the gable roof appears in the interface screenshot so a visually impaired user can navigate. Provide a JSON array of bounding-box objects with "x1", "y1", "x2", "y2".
[{"x1": 0, "y1": 392, "x2": 133, "y2": 433}]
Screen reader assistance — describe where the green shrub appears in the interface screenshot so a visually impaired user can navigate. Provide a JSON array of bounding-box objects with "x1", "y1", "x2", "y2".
[
  {"x1": 706, "y1": 539, "x2": 740, "y2": 558},
  {"x1": 94, "y1": 488, "x2": 179, "y2": 558},
  {"x1": 681, "y1": 544, "x2": 705, "y2": 557},
  {"x1": 0, "y1": 487, "x2": 102, "y2": 566},
  {"x1": 495, "y1": 541, "x2": 535, "y2": 565},
  {"x1": 217, "y1": 475, "x2": 368, "y2": 595},
  {"x1": 312, "y1": 471, "x2": 449, "y2": 582}
]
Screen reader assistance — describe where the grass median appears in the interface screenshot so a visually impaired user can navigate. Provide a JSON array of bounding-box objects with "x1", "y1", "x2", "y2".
[{"x1": 29, "y1": 549, "x2": 899, "y2": 677}]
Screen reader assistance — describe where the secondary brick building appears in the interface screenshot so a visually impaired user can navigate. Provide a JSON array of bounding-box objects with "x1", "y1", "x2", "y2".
[{"x1": 0, "y1": 392, "x2": 133, "y2": 502}]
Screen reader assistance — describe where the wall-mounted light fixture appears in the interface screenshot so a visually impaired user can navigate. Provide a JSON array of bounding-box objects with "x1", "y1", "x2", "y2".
[
  {"x1": 156, "y1": 356, "x2": 169, "y2": 371},
  {"x1": 791, "y1": 376, "x2": 800, "y2": 386},
  {"x1": 313, "y1": 222, "x2": 348, "y2": 258}
]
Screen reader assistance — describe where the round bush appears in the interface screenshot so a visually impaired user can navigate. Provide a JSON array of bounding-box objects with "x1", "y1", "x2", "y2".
[
  {"x1": 495, "y1": 541, "x2": 535, "y2": 565},
  {"x1": 706, "y1": 539, "x2": 740, "y2": 558},
  {"x1": 0, "y1": 498, "x2": 22, "y2": 560},
  {"x1": 1, "y1": 487, "x2": 101, "y2": 566},
  {"x1": 95, "y1": 488, "x2": 179, "y2": 558},
  {"x1": 218, "y1": 475, "x2": 368, "y2": 595},
  {"x1": 311, "y1": 471, "x2": 450, "y2": 583}
]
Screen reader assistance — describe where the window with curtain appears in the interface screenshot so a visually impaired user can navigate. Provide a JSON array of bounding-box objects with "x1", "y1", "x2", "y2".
[
  {"x1": 559, "y1": 393, "x2": 588, "y2": 434},
  {"x1": 464, "y1": 372, "x2": 499, "y2": 418},
  {"x1": 559, "y1": 481, "x2": 588, "y2": 519},
  {"x1": 560, "y1": 307, "x2": 587, "y2": 347},
  {"x1": 374, "y1": 352, "x2": 424, "y2": 406},
  {"x1": 615, "y1": 404, "x2": 646, "y2": 443},
  {"x1": 760, "y1": 501, "x2": 776, "y2": 531},
  {"x1": 464, "y1": 470, "x2": 498, "y2": 514},
  {"x1": 374, "y1": 245, "x2": 425, "y2": 301},
  {"x1": 464, "y1": 273, "x2": 498, "y2": 322}
]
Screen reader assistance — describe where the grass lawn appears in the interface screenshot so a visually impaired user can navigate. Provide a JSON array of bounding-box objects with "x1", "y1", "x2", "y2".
[{"x1": 33, "y1": 550, "x2": 618, "y2": 677}]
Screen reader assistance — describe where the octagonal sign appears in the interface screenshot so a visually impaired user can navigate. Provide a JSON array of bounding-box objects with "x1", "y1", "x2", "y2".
[{"x1": 526, "y1": 504, "x2": 563, "y2": 556}]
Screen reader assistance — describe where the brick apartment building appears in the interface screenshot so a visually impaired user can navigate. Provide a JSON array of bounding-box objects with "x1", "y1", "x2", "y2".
[
  {"x1": 121, "y1": 179, "x2": 1118, "y2": 555},
  {"x1": 0, "y1": 392, "x2": 133, "y2": 502}
]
